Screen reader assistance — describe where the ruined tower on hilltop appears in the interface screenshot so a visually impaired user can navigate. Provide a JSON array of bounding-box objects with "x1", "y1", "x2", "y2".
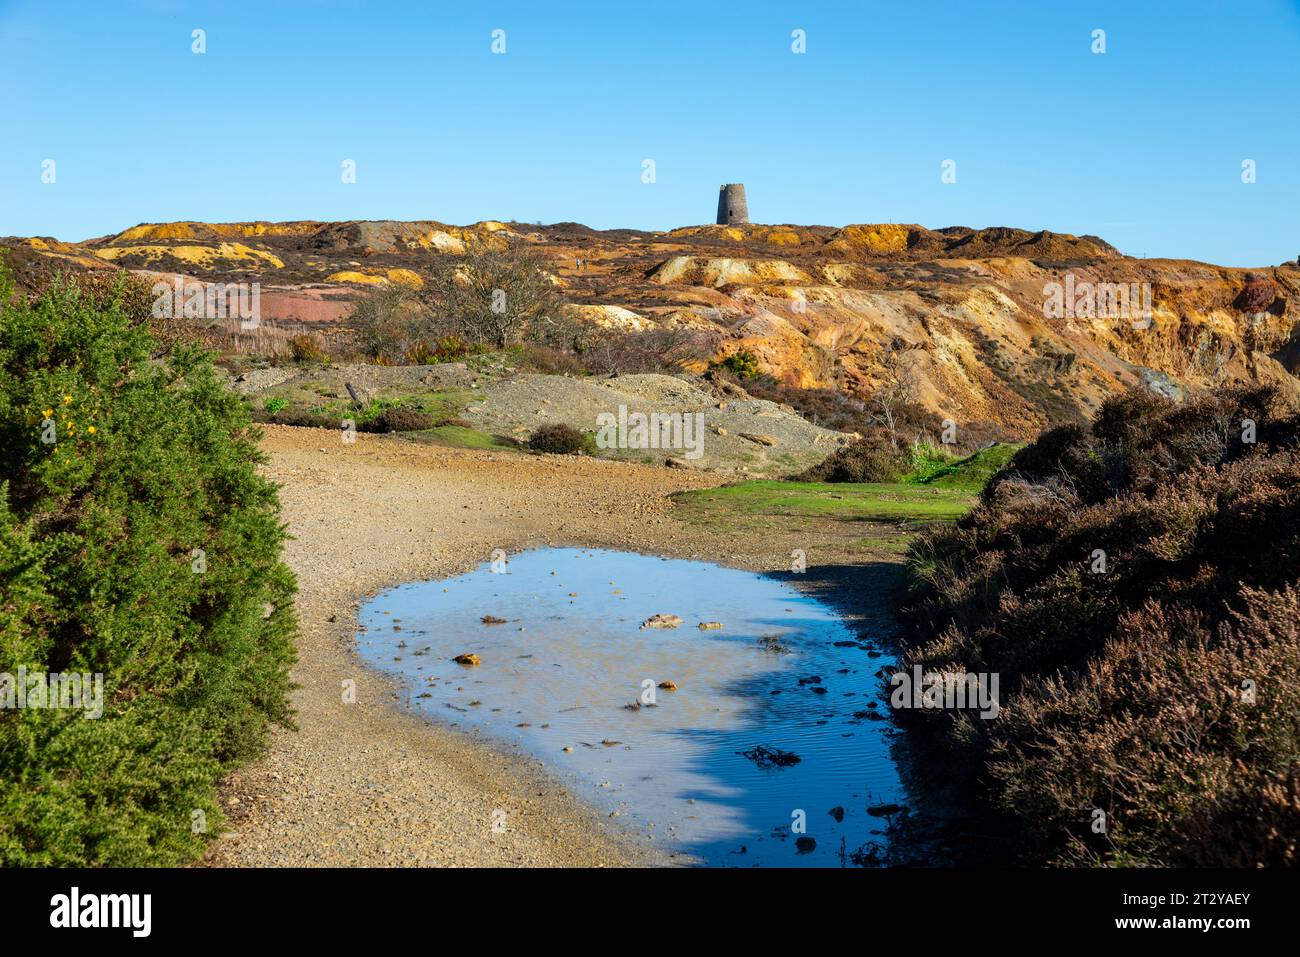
[{"x1": 716, "y1": 184, "x2": 749, "y2": 225}]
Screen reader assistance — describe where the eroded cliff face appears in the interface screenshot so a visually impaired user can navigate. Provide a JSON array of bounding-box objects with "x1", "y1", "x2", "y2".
[
  {"x1": 683, "y1": 250, "x2": 1300, "y2": 435},
  {"x1": 5, "y1": 218, "x2": 1298, "y2": 436}
]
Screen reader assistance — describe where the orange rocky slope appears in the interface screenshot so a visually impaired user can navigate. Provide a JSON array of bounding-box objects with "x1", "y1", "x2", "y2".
[{"x1": 4, "y1": 219, "x2": 1298, "y2": 437}]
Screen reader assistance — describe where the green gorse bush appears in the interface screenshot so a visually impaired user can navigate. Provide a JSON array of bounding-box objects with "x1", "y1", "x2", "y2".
[{"x1": 0, "y1": 265, "x2": 297, "y2": 865}]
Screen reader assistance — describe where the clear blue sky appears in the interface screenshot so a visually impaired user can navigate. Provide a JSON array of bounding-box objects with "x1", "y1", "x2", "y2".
[{"x1": 2, "y1": 0, "x2": 1298, "y2": 266}]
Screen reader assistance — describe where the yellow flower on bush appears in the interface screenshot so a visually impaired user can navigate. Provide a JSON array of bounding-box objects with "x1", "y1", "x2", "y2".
[{"x1": 87, "y1": 425, "x2": 96, "y2": 434}]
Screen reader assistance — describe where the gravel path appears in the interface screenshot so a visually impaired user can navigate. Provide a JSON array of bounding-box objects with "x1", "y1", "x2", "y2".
[
  {"x1": 203, "y1": 425, "x2": 897, "y2": 867},
  {"x1": 203, "y1": 426, "x2": 720, "y2": 866}
]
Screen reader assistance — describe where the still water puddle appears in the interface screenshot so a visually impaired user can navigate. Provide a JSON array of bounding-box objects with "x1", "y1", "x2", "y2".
[{"x1": 357, "y1": 548, "x2": 906, "y2": 866}]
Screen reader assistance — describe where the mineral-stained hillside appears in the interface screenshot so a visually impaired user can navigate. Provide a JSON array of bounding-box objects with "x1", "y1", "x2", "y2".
[{"x1": 5, "y1": 218, "x2": 1299, "y2": 437}]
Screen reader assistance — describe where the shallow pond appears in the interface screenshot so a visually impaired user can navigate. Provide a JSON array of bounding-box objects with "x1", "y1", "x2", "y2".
[{"x1": 357, "y1": 547, "x2": 906, "y2": 866}]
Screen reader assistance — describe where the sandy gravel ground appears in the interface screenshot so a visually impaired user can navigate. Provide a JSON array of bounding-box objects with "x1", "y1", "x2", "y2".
[{"x1": 203, "y1": 425, "x2": 896, "y2": 867}]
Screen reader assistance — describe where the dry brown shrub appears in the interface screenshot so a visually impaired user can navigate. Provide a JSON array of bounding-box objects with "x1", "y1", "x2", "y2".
[{"x1": 897, "y1": 386, "x2": 1300, "y2": 865}]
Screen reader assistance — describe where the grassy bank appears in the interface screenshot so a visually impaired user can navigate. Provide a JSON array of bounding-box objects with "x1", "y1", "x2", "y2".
[
  {"x1": 675, "y1": 443, "x2": 1019, "y2": 544},
  {"x1": 678, "y1": 480, "x2": 975, "y2": 524}
]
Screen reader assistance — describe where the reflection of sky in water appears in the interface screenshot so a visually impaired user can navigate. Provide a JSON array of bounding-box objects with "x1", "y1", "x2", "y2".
[{"x1": 357, "y1": 548, "x2": 904, "y2": 866}]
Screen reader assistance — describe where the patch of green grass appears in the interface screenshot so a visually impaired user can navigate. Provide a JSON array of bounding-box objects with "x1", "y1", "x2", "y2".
[
  {"x1": 249, "y1": 385, "x2": 475, "y2": 428},
  {"x1": 903, "y1": 441, "x2": 1022, "y2": 492},
  {"x1": 677, "y1": 479, "x2": 976, "y2": 525},
  {"x1": 919, "y1": 443, "x2": 1021, "y2": 491},
  {"x1": 415, "y1": 388, "x2": 475, "y2": 419},
  {"x1": 404, "y1": 425, "x2": 516, "y2": 451},
  {"x1": 852, "y1": 535, "x2": 915, "y2": 555},
  {"x1": 350, "y1": 389, "x2": 475, "y2": 426}
]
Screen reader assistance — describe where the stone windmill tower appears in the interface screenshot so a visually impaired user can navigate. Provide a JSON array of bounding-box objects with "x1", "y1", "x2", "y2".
[{"x1": 716, "y1": 184, "x2": 749, "y2": 225}]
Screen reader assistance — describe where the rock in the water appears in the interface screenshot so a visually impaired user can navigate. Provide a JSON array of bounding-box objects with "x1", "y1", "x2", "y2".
[
  {"x1": 795, "y1": 836, "x2": 817, "y2": 853},
  {"x1": 828, "y1": 806, "x2": 845, "y2": 822},
  {"x1": 657, "y1": 680, "x2": 678, "y2": 691},
  {"x1": 452, "y1": 653, "x2": 481, "y2": 666},
  {"x1": 480, "y1": 614, "x2": 507, "y2": 624},
  {"x1": 697, "y1": 621, "x2": 723, "y2": 630},
  {"x1": 737, "y1": 744, "x2": 801, "y2": 769},
  {"x1": 640, "y1": 613, "x2": 683, "y2": 630}
]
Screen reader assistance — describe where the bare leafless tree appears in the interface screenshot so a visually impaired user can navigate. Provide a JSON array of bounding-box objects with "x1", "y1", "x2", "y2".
[
  {"x1": 346, "y1": 282, "x2": 421, "y2": 360},
  {"x1": 423, "y1": 243, "x2": 567, "y2": 349},
  {"x1": 872, "y1": 343, "x2": 920, "y2": 448}
]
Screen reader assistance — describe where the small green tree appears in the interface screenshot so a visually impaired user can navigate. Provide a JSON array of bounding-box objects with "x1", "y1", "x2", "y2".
[{"x1": 710, "y1": 349, "x2": 761, "y2": 380}]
